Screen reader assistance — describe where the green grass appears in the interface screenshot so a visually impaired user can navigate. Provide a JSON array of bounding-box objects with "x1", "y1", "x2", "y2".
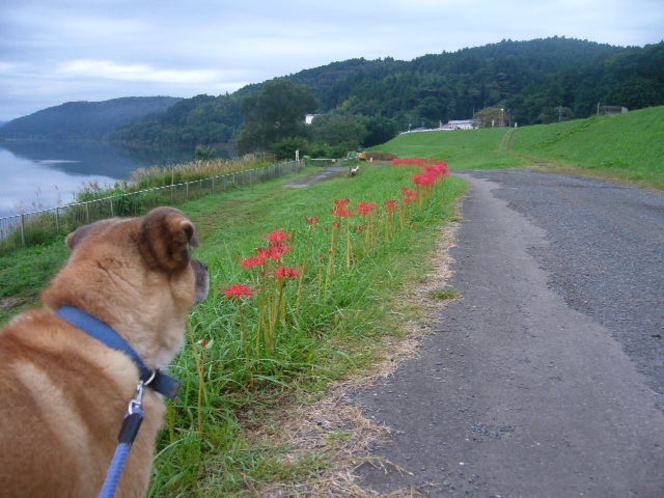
[
  {"x1": 0, "y1": 240, "x2": 70, "y2": 321},
  {"x1": 3, "y1": 105, "x2": 661, "y2": 495},
  {"x1": 373, "y1": 106, "x2": 664, "y2": 189},
  {"x1": 151, "y1": 164, "x2": 467, "y2": 496},
  {"x1": 0, "y1": 164, "x2": 468, "y2": 496},
  {"x1": 428, "y1": 288, "x2": 461, "y2": 301},
  {"x1": 379, "y1": 127, "x2": 526, "y2": 169}
]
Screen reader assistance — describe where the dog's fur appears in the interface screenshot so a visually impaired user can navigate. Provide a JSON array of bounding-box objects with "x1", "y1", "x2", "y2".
[{"x1": 0, "y1": 207, "x2": 209, "y2": 497}]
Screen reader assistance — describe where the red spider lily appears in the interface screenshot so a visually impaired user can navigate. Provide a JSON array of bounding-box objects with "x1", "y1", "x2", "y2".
[
  {"x1": 333, "y1": 207, "x2": 353, "y2": 217},
  {"x1": 384, "y1": 199, "x2": 398, "y2": 213},
  {"x1": 391, "y1": 157, "x2": 449, "y2": 178},
  {"x1": 357, "y1": 202, "x2": 378, "y2": 215},
  {"x1": 267, "y1": 230, "x2": 289, "y2": 243},
  {"x1": 392, "y1": 157, "x2": 426, "y2": 166},
  {"x1": 401, "y1": 186, "x2": 417, "y2": 197},
  {"x1": 273, "y1": 266, "x2": 300, "y2": 279},
  {"x1": 260, "y1": 242, "x2": 292, "y2": 260},
  {"x1": 224, "y1": 283, "x2": 254, "y2": 299},
  {"x1": 426, "y1": 162, "x2": 449, "y2": 176},
  {"x1": 333, "y1": 198, "x2": 353, "y2": 217},
  {"x1": 401, "y1": 186, "x2": 418, "y2": 201},
  {"x1": 305, "y1": 216, "x2": 319, "y2": 225},
  {"x1": 241, "y1": 254, "x2": 266, "y2": 268},
  {"x1": 412, "y1": 171, "x2": 438, "y2": 186}
]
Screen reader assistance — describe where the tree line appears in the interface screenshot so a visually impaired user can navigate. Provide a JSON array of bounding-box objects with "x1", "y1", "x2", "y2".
[{"x1": 6, "y1": 37, "x2": 662, "y2": 160}]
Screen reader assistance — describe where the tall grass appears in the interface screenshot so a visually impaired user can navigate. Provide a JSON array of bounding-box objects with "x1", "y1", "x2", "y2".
[
  {"x1": 148, "y1": 161, "x2": 467, "y2": 496},
  {"x1": 74, "y1": 154, "x2": 267, "y2": 202},
  {"x1": 0, "y1": 161, "x2": 468, "y2": 494}
]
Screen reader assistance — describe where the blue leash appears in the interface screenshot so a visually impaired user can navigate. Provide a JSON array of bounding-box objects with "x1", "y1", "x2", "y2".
[
  {"x1": 100, "y1": 443, "x2": 131, "y2": 498},
  {"x1": 99, "y1": 386, "x2": 146, "y2": 498},
  {"x1": 56, "y1": 306, "x2": 182, "y2": 498}
]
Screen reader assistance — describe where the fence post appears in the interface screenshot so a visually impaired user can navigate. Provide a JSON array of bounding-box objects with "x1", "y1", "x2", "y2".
[
  {"x1": 20, "y1": 214, "x2": 26, "y2": 247},
  {"x1": 55, "y1": 207, "x2": 60, "y2": 234}
]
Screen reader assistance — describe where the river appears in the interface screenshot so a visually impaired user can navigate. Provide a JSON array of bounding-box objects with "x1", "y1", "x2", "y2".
[{"x1": 0, "y1": 140, "x2": 193, "y2": 218}]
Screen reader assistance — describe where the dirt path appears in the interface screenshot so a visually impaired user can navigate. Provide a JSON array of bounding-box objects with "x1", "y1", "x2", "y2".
[
  {"x1": 353, "y1": 170, "x2": 664, "y2": 497},
  {"x1": 285, "y1": 166, "x2": 349, "y2": 187}
]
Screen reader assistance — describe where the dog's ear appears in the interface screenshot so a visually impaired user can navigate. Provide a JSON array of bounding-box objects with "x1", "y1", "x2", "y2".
[{"x1": 140, "y1": 207, "x2": 199, "y2": 272}]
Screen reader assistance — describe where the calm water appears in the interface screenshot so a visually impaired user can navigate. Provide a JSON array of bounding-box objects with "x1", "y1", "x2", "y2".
[{"x1": 0, "y1": 140, "x2": 191, "y2": 217}]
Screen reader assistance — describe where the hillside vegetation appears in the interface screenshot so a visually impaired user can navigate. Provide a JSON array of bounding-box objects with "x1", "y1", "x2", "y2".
[
  {"x1": 2, "y1": 38, "x2": 661, "y2": 163},
  {"x1": 0, "y1": 96, "x2": 181, "y2": 140},
  {"x1": 373, "y1": 106, "x2": 664, "y2": 189},
  {"x1": 111, "y1": 38, "x2": 664, "y2": 156}
]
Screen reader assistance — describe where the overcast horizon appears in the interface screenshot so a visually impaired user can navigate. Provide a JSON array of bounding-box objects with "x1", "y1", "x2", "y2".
[{"x1": 2, "y1": 0, "x2": 662, "y2": 122}]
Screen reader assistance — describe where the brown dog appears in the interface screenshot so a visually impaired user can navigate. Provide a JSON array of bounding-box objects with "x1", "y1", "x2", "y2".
[{"x1": 0, "y1": 207, "x2": 209, "y2": 497}]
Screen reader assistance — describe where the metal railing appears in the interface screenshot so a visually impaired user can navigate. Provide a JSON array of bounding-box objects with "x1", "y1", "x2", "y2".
[{"x1": 0, "y1": 160, "x2": 303, "y2": 252}]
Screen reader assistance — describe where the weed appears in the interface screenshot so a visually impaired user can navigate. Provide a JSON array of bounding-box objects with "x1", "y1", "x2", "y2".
[{"x1": 428, "y1": 288, "x2": 461, "y2": 301}]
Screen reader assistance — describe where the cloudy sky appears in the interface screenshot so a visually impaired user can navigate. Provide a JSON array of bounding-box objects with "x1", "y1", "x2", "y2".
[{"x1": 1, "y1": 0, "x2": 662, "y2": 122}]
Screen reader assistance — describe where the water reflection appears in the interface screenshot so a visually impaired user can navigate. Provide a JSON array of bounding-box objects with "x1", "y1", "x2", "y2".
[{"x1": 0, "y1": 140, "x2": 194, "y2": 217}]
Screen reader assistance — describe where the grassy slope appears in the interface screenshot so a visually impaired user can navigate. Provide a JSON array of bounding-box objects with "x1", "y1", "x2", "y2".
[
  {"x1": 0, "y1": 164, "x2": 469, "y2": 496},
  {"x1": 2, "y1": 105, "x2": 662, "y2": 495},
  {"x1": 373, "y1": 106, "x2": 664, "y2": 189},
  {"x1": 151, "y1": 165, "x2": 469, "y2": 496}
]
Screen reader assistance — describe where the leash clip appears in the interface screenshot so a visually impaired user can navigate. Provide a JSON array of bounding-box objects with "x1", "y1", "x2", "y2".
[{"x1": 128, "y1": 381, "x2": 145, "y2": 415}]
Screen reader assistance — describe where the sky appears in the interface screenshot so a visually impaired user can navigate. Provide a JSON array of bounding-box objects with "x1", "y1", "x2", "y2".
[{"x1": 1, "y1": 0, "x2": 662, "y2": 122}]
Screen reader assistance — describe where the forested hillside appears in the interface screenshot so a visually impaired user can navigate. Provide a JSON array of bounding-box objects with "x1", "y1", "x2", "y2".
[
  {"x1": 3, "y1": 37, "x2": 662, "y2": 160},
  {"x1": 110, "y1": 38, "x2": 664, "y2": 157},
  {"x1": 0, "y1": 96, "x2": 182, "y2": 140}
]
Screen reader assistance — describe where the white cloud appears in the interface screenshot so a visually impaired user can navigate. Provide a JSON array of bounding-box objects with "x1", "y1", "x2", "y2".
[
  {"x1": 0, "y1": 0, "x2": 662, "y2": 121},
  {"x1": 57, "y1": 60, "x2": 220, "y2": 84}
]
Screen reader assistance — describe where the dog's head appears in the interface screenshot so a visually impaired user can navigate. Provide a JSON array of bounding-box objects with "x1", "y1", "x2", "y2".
[{"x1": 42, "y1": 206, "x2": 209, "y2": 368}]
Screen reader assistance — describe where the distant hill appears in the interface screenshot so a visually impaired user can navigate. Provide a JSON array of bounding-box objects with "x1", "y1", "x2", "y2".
[
  {"x1": 0, "y1": 96, "x2": 182, "y2": 140},
  {"x1": 4, "y1": 37, "x2": 663, "y2": 154},
  {"x1": 111, "y1": 38, "x2": 664, "y2": 151}
]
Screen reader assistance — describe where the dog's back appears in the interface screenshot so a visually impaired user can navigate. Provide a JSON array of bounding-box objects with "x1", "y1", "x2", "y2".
[{"x1": 0, "y1": 309, "x2": 160, "y2": 497}]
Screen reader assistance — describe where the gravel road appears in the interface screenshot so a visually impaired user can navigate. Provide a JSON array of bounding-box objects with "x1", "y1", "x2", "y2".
[{"x1": 354, "y1": 170, "x2": 664, "y2": 497}]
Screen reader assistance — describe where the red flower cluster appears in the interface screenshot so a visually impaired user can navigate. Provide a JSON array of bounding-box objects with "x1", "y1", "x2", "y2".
[
  {"x1": 391, "y1": 158, "x2": 433, "y2": 166},
  {"x1": 241, "y1": 230, "x2": 292, "y2": 268},
  {"x1": 333, "y1": 198, "x2": 353, "y2": 217},
  {"x1": 413, "y1": 162, "x2": 449, "y2": 186},
  {"x1": 357, "y1": 202, "x2": 378, "y2": 215},
  {"x1": 384, "y1": 199, "x2": 398, "y2": 213},
  {"x1": 273, "y1": 266, "x2": 299, "y2": 279},
  {"x1": 266, "y1": 230, "x2": 289, "y2": 243},
  {"x1": 401, "y1": 187, "x2": 418, "y2": 204},
  {"x1": 224, "y1": 283, "x2": 254, "y2": 299}
]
